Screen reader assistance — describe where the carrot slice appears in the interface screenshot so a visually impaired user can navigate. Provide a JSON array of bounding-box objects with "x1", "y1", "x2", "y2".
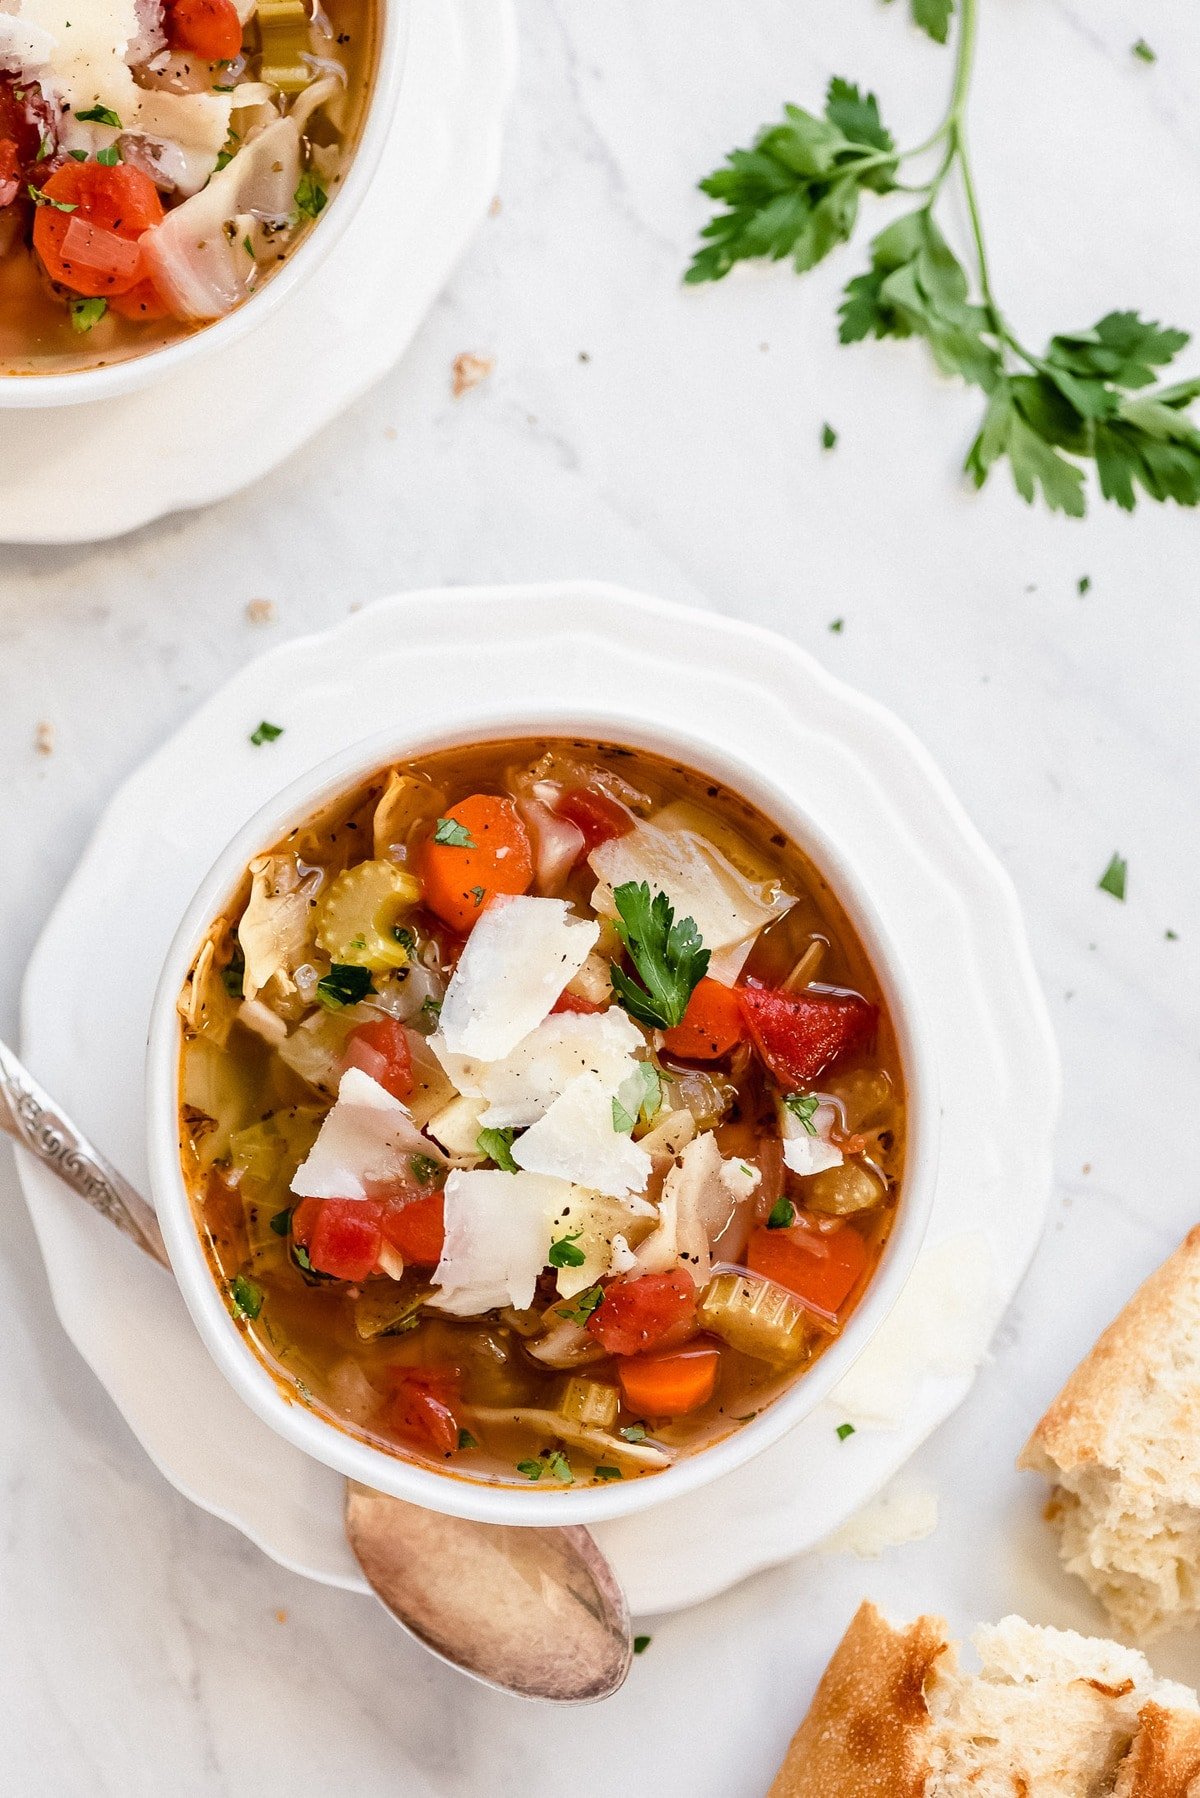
[
  {"x1": 420, "y1": 795, "x2": 533, "y2": 933},
  {"x1": 660, "y1": 976, "x2": 745, "y2": 1061},
  {"x1": 618, "y1": 1345, "x2": 720, "y2": 1417},
  {"x1": 32, "y1": 162, "x2": 163, "y2": 297},
  {"x1": 746, "y1": 1220, "x2": 868, "y2": 1318},
  {"x1": 165, "y1": 0, "x2": 243, "y2": 60}
]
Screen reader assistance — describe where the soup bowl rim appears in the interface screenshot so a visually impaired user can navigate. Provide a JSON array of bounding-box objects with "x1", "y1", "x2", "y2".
[
  {"x1": 145, "y1": 705, "x2": 940, "y2": 1527},
  {"x1": 0, "y1": 0, "x2": 408, "y2": 409}
]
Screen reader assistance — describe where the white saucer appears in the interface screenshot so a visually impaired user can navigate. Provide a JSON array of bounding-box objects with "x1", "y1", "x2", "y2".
[
  {"x1": 0, "y1": 0, "x2": 517, "y2": 547},
  {"x1": 17, "y1": 583, "x2": 1060, "y2": 1614}
]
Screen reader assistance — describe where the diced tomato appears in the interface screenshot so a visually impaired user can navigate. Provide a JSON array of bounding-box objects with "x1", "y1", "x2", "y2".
[
  {"x1": 380, "y1": 1190, "x2": 446, "y2": 1267},
  {"x1": 746, "y1": 1219, "x2": 869, "y2": 1318},
  {"x1": 385, "y1": 1366, "x2": 462, "y2": 1456},
  {"x1": 555, "y1": 786, "x2": 633, "y2": 854},
  {"x1": 661, "y1": 976, "x2": 745, "y2": 1061},
  {"x1": 586, "y1": 1268, "x2": 697, "y2": 1357},
  {"x1": 343, "y1": 1016, "x2": 413, "y2": 1101},
  {"x1": 32, "y1": 162, "x2": 164, "y2": 297},
  {"x1": 550, "y1": 989, "x2": 606, "y2": 1015},
  {"x1": 738, "y1": 983, "x2": 879, "y2": 1086},
  {"x1": 0, "y1": 139, "x2": 19, "y2": 208},
  {"x1": 296, "y1": 1198, "x2": 384, "y2": 1283},
  {"x1": 618, "y1": 1345, "x2": 720, "y2": 1416},
  {"x1": 164, "y1": 0, "x2": 243, "y2": 60},
  {"x1": 421, "y1": 794, "x2": 534, "y2": 934},
  {"x1": 0, "y1": 75, "x2": 54, "y2": 193}
]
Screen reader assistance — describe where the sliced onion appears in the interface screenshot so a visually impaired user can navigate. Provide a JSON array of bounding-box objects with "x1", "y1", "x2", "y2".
[
  {"x1": 61, "y1": 216, "x2": 142, "y2": 281},
  {"x1": 517, "y1": 796, "x2": 585, "y2": 896}
]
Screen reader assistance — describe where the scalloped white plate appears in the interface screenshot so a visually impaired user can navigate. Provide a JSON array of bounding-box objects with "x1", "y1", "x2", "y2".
[
  {"x1": 0, "y1": 0, "x2": 516, "y2": 545},
  {"x1": 17, "y1": 583, "x2": 1060, "y2": 1614}
]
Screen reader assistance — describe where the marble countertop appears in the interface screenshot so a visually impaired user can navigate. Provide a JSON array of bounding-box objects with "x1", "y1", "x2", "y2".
[{"x1": 2, "y1": 1, "x2": 1199, "y2": 1791}]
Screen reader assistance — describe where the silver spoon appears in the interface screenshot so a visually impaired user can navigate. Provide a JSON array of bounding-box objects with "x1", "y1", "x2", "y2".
[{"x1": 0, "y1": 1038, "x2": 633, "y2": 1702}]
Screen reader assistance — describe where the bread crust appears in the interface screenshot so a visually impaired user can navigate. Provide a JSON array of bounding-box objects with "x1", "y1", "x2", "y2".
[
  {"x1": 1116, "y1": 1702, "x2": 1200, "y2": 1798},
  {"x1": 1019, "y1": 1225, "x2": 1200, "y2": 1480},
  {"x1": 767, "y1": 1601, "x2": 947, "y2": 1798}
]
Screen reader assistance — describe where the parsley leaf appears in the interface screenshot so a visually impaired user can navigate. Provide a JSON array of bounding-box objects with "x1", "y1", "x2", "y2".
[
  {"x1": 612, "y1": 1094, "x2": 637, "y2": 1134},
  {"x1": 594, "y1": 1464, "x2": 623, "y2": 1480},
  {"x1": 767, "y1": 1196, "x2": 797, "y2": 1230},
  {"x1": 250, "y1": 719, "x2": 283, "y2": 745},
  {"x1": 77, "y1": 105, "x2": 123, "y2": 127},
  {"x1": 457, "y1": 1430, "x2": 478, "y2": 1451},
  {"x1": 230, "y1": 1273, "x2": 263, "y2": 1319},
  {"x1": 619, "y1": 1423, "x2": 647, "y2": 1443},
  {"x1": 410, "y1": 1154, "x2": 442, "y2": 1185},
  {"x1": 557, "y1": 1285, "x2": 605, "y2": 1326},
  {"x1": 633, "y1": 1635, "x2": 652, "y2": 1654},
  {"x1": 96, "y1": 144, "x2": 121, "y2": 166},
  {"x1": 1132, "y1": 38, "x2": 1156, "y2": 64},
  {"x1": 821, "y1": 421, "x2": 838, "y2": 450},
  {"x1": 548, "y1": 1229, "x2": 586, "y2": 1269},
  {"x1": 1098, "y1": 853, "x2": 1127, "y2": 902},
  {"x1": 269, "y1": 1208, "x2": 292, "y2": 1237},
  {"x1": 783, "y1": 1091, "x2": 820, "y2": 1135},
  {"x1": 433, "y1": 816, "x2": 474, "y2": 848},
  {"x1": 836, "y1": 1421, "x2": 856, "y2": 1441},
  {"x1": 609, "y1": 881, "x2": 709, "y2": 1030},
  {"x1": 546, "y1": 1450, "x2": 573, "y2": 1483},
  {"x1": 28, "y1": 183, "x2": 76, "y2": 213},
  {"x1": 516, "y1": 1459, "x2": 543, "y2": 1481},
  {"x1": 686, "y1": 79, "x2": 897, "y2": 285},
  {"x1": 477, "y1": 1126, "x2": 518, "y2": 1172},
  {"x1": 317, "y1": 963, "x2": 375, "y2": 1008},
  {"x1": 294, "y1": 171, "x2": 328, "y2": 220},
  {"x1": 911, "y1": 0, "x2": 954, "y2": 45}
]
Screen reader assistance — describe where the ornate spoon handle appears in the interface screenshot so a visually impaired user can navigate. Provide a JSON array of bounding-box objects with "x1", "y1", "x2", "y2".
[{"x1": 0, "y1": 1037, "x2": 169, "y2": 1268}]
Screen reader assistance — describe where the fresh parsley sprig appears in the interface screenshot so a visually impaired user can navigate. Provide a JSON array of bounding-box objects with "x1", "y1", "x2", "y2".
[
  {"x1": 608, "y1": 881, "x2": 710, "y2": 1031},
  {"x1": 688, "y1": 0, "x2": 1200, "y2": 515}
]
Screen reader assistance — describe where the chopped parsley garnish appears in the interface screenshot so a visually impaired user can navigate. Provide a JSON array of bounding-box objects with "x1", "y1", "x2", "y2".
[
  {"x1": 783, "y1": 1091, "x2": 820, "y2": 1135},
  {"x1": 432, "y1": 816, "x2": 474, "y2": 848},
  {"x1": 243, "y1": 234, "x2": 255, "y2": 258},
  {"x1": 821, "y1": 422, "x2": 838, "y2": 450},
  {"x1": 633, "y1": 1635, "x2": 652, "y2": 1654},
  {"x1": 548, "y1": 1229, "x2": 586, "y2": 1269},
  {"x1": 1132, "y1": 38, "x2": 1156, "y2": 63},
  {"x1": 215, "y1": 149, "x2": 234, "y2": 171},
  {"x1": 546, "y1": 1450, "x2": 573, "y2": 1484},
  {"x1": 1098, "y1": 853, "x2": 1127, "y2": 902},
  {"x1": 836, "y1": 1422, "x2": 856, "y2": 1441},
  {"x1": 220, "y1": 952, "x2": 245, "y2": 997},
  {"x1": 393, "y1": 925, "x2": 417, "y2": 953},
  {"x1": 410, "y1": 1154, "x2": 442, "y2": 1186},
  {"x1": 613, "y1": 1061, "x2": 661, "y2": 1135},
  {"x1": 27, "y1": 183, "x2": 76, "y2": 212},
  {"x1": 269, "y1": 1208, "x2": 292, "y2": 1237},
  {"x1": 77, "y1": 104, "x2": 122, "y2": 126},
  {"x1": 69, "y1": 297, "x2": 107, "y2": 334},
  {"x1": 96, "y1": 144, "x2": 121, "y2": 166},
  {"x1": 294, "y1": 170, "x2": 328, "y2": 220},
  {"x1": 557, "y1": 1284, "x2": 605, "y2": 1326},
  {"x1": 230, "y1": 1273, "x2": 263, "y2": 1319},
  {"x1": 316, "y1": 963, "x2": 375, "y2": 1008},
  {"x1": 829, "y1": 617, "x2": 845, "y2": 633},
  {"x1": 619, "y1": 1423, "x2": 647, "y2": 1443},
  {"x1": 594, "y1": 1465, "x2": 623, "y2": 1480},
  {"x1": 767, "y1": 1196, "x2": 796, "y2": 1229},
  {"x1": 1166, "y1": 929, "x2": 1179, "y2": 942},
  {"x1": 250, "y1": 719, "x2": 283, "y2": 745},
  {"x1": 1077, "y1": 575, "x2": 1091, "y2": 596},
  {"x1": 469, "y1": 884, "x2": 485, "y2": 907},
  {"x1": 420, "y1": 994, "x2": 442, "y2": 1021},
  {"x1": 517, "y1": 1459, "x2": 543, "y2": 1481},
  {"x1": 477, "y1": 1127, "x2": 518, "y2": 1173},
  {"x1": 457, "y1": 1430, "x2": 478, "y2": 1451},
  {"x1": 609, "y1": 880, "x2": 709, "y2": 1030}
]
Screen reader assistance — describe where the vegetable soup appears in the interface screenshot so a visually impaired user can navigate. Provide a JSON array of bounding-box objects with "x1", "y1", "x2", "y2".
[
  {"x1": 0, "y1": 0, "x2": 375, "y2": 376},
  {"x1": 177, "y1": 739, "x2": 906, "y2": 1490}
]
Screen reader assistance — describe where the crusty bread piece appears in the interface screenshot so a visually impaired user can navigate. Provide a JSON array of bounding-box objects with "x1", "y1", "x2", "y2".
[
  {"x1": 1020, "y1": 1226, "x2": 1200, "y2": 1641},
  {"x1": 769, "y1": 1602, "x2": 1199, "y2": 1798}
]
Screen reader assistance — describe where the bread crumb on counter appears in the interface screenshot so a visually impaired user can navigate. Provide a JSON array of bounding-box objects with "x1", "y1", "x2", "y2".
[
  {"x1": 452, "y1": 352, "x2": 495, "y2": 398},
  {"x1": 34, "y1": 721, "x2": 54, "y2": 756}
]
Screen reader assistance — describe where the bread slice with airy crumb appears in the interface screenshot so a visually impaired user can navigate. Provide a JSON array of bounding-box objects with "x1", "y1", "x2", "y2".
[
  {"x1": 1020, "y1": 1225, "x2": 1200, "y2": 1641},
  {"x1": 769, "y1": 1603, "x2": 1199, "y2": 1798}
]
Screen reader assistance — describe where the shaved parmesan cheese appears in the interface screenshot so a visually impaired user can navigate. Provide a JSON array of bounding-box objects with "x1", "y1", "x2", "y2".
[
  {"x1": 431, "y1": 1170, "x2": 573, "y2": 1315},
  {"x1": 432, "y1": 1008, "x2": 645, "y2": 1130},
  {"x1": 589, "y1": 819, "x2": 794, "y2": 985},
  {"x1": 438, "y1": 896, "x2": 599, "y2": 1061},
  {"x1": 14, "y1": 1, "x2": 233, "y2": 194},
  {"x1": 636, "y1": 1132, "x2": 759, "y2": 1281},
  {"x1": 290, "y1": 1069, "x2": 442, "y2": 1200},
  {"x1": 512, "y1": 1073, "x2": 652, "y2": 1198},
  {"x1": 781, "y1": 1101, "x2": 844, "y2": 1177},
  {"x1": 425, "y1": 1093, "x2": 486, "y2": 1159}
]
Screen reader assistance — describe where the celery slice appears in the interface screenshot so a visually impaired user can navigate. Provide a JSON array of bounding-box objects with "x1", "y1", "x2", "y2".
[
  {"x1": 698, "y1": 1269, "x2": 814, "y2": 1366},
  {"x1": 258, "y1": 0, "x2": 313, "y2": 94},
  {"x1": 314, "y1": 859, "x2": 421, "y2": 970},
  {"x1": 559, "y1": 1377, "x2": 620, "y2": 1429}
]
